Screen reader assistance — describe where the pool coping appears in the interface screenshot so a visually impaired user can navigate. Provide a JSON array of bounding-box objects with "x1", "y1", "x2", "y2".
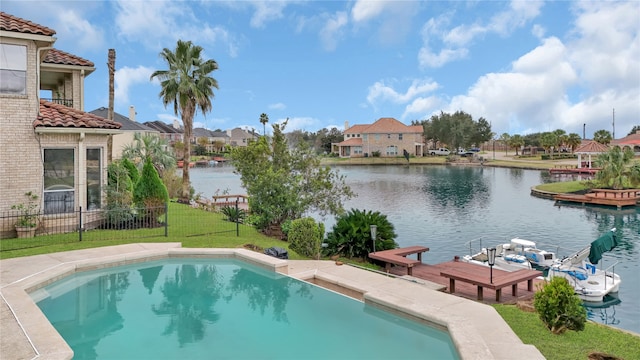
[{"x1": 0, "y1": 243, "x2": 544, "y2": 360}]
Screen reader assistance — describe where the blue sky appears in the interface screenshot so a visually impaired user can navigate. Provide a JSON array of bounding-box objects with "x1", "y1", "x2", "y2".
[{"x1": 4, "y1": 1, "x2": 639, "y2": 137}]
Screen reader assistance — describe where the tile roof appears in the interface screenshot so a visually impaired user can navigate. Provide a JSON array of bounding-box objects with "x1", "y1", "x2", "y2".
[
  {"x1": 574, "y1": 140, "x2": 610, "y2": 154},
  {"x1": 612, "y1": 131, "x2": 640, "y2": 146},
  {"x1": 89, "y1": 107, "x2": 156, "y2": 132},
  {"x1": 34, "y1": 100, "x2": 121, "y2": 130},
  {"x1": 0, "y1": 12, "x2": 55, "y2": 36},
  {"x1": 336, "y1": 138, "x2": 363, "y2": 146},
  {"x1": 345, "y1": 117, "x2": 422, "y2": 134},
  {"x1": 44, "y1": 49, "x2": 94, "y2": 67}
]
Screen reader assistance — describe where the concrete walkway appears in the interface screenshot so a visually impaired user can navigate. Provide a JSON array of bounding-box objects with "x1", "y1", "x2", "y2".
[{"x1": 0, "y1": 244, "x2": 545, "y2": 360}]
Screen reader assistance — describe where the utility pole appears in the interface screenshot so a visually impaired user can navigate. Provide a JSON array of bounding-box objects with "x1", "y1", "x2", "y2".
[
  {"x1": 612, "y1": 108, "x2": 615, "y2": 139},
  {"x1": 107, "y1": 49, "x2": 116, "y2": 164}
]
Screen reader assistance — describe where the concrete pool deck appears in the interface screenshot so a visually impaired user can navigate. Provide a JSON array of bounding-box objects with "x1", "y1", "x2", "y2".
[{"x1": 0, "y1": 244, "x2": 544, "y2": 360}]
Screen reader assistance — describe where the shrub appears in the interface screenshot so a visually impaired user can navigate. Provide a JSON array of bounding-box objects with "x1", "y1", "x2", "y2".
[
  {"x1": 105, "y1": 160, "x2": 135, "y2": 228},
  {"x1": 133, "y1": 158, "x2": 169, "y2": 226},
  {"x1": 288, "y1": 217, "x2": 324, "y2": 259},
  {"x1": 220, "y1": 205, "x2": 246, "y2": 223},
  {"x1": 533, "y1": 277, "x2": 587, "y2": 334},
  {"x1": 371, "y1": 151, "x2": 381, "y2": 157},
  {"x1": 325, "y1": 209, "x2": 397, "y2": 259},
  {"x1": 121, "y1": 157, "x2": 140, "y2": 184}
]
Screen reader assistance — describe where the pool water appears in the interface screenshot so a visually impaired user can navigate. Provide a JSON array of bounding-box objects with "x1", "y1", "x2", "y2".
[{"x1": 33, "y1": 258, "x2": 459, "y2": 359}]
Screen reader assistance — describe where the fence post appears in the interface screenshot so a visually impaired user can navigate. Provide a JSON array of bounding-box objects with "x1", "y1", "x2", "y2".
[
  {"x1": 79, "y1": 206, "x2": 83, "y2": 242},
  {"x1": 235, "y1": 199, "x2": 239, "y2": 237},
  {"x1": 164, "y1": 202, "x2": 168, "y2": 237}
]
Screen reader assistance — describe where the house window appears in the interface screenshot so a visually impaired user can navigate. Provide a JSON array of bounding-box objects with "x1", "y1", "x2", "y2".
[
  {"x1": 387, "y1": 134, "x2": 391, "y2": 139},
  {"x1": 86, "y1": 148, "x2": 102, "y2": 210},
  {"x1": 44, "y1": 149, "x2": 75, "y2": 214},
  {"x1": 353, "y1": 146, "x2": 363, "y2": 155},
  {"x1": 363, "y1": 134, "x2": 368, "y2": 141},
  {"x1": 386, "y1": 145, "x2": 398, "y2": 156},
  {"x1": 375, "y1": 134, "x2": 380, "y2": 141},
  {"x1": 356, "y1": 134, "x2": 360, "y2": 137},
  {"x1": 399, "y1": 133, "x2": 403, "y2": 140},
  {"x1": 0, "y1": 44, "x2": 27, "y2": 95}
]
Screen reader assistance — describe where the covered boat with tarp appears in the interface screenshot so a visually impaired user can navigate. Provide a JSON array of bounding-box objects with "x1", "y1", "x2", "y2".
[{"x1": 548, "y1": 229, "x2": 622, "y2": 302}]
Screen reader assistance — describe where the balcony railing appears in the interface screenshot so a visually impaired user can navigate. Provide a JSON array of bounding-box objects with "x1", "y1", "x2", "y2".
[{"x1": 41, "y1": 98, "x2": 74, "y2": 107}]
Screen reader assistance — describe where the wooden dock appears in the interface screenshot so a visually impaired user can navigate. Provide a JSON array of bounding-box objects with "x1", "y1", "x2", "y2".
[
  {"x1": 385, "y1": 259, "x2": 545, "y2": 305},
  {"x1": 555, "y1": 189, "x2": 639, "y2": 209},
  {"x1": 549, "y1": 165, "x2": 599, "y2": 175}
]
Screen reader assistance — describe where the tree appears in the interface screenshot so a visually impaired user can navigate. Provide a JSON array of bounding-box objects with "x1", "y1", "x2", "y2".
[
  {"x1": 259, "y1": 113, "x2": 269, "y2": 136},
  {"x1": 499, "y1": 133, "x2": 511, "y2": 155},
  {"x1": 134, "y1": 157, "x2": 169, "y2": 225},
  {"x1": 151, "y1": 40, "x2": 219, "y2": 203},
  {"x1": 122, "y1": 133, "x2": 176, "y2": 176},
  {"x1": 231, "y1": 120, "x2": 354, "y2": 231},
  {"x1": 594, "y1": 146, "x2": 639, "y2": 189},
  {"x1": 628, "y1": 125, "x2": 640, "y2": 136},
  {"x1": 540, "y1": 132, "x2": 558, "y2": 154},
  {"x1": 566, "y1": 133, "x2": 582, "y2": 152},
  {"x1": 508, "y1": 134, "x2": 524, "y2": 155},
  {"x1": 593, "y1": 129, "x2": 613, "y2": 145}
]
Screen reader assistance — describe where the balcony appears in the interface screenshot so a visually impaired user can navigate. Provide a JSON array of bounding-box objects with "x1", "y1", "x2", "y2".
[{"x1": 41, "y1": 98, "x2": 73, "y2": 107}]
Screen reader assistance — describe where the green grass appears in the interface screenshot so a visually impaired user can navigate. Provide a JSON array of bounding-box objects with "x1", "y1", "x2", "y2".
[
  {"x1": 0, "y1": 202, "x2": 306, "y2": 260},
  {"x1": 534, "y1": 180, "x2": 591, "y2": 193},
  {"x1": 495, "y1": 304, "x2": 640, "y2": 360}
]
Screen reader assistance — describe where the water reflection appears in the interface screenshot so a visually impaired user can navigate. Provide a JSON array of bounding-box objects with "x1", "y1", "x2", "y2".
[
  {"x1": 37, "y1": 271, "x2": 129, "y2": 359},
  {"x1": 152, "y1": 264, "x2": 222, "y2": 346},
  {"x1": 585, "y1": 296, "x2": 622, "y2": 326},
  {"x1": 421, "y1": 167, "x2": 489, "y2": 210},
  {"x1": 225, "y1": 267, "x2": 312, "y2": 322}
]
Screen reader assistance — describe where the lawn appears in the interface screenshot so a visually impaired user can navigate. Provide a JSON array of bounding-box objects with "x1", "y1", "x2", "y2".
[{"x1": 495, "y1": 304, "x2": 640, "y2": 360}]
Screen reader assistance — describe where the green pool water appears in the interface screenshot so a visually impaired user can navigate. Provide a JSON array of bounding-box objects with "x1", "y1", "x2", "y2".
[{"x1": 32, "y1": 258, "x2": 459, "y2": 359}]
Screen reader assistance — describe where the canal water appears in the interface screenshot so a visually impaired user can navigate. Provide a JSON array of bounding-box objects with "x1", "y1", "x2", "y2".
[{"x1": 189, "y1": 164, "x2": 640, "y2": 334}]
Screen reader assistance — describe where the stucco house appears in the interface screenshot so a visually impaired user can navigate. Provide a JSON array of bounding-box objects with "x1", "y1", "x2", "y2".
[
  {"x1": 612, "y1": 129, "x2": 640, "y2": 154},
  {"x1": 333, "y1": 118, "x2": 425, "y2": 158},
  {"x1": 89, "y1": 106, "x2": 158, "y2": 159},
  {"x1": 193, "y1": 127, "x2": 230, "y2": 152},
  {"x1": 1, "y1": 12, "x2": 121, "y2": 236},
  {"x1": 143, "y1": 120, "x2": 183, "y2": 144},
  {"x1": 227, "y1": 127, "x2": 259, "y2": 147}
]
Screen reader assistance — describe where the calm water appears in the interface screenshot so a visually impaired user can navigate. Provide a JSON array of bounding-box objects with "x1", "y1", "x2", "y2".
[
  {"x1": 33, "y1": 258, "x2": 457, "y2": 360},
  {"x1": 190, "y1": 164, "x2": 640, "y2": 334}
]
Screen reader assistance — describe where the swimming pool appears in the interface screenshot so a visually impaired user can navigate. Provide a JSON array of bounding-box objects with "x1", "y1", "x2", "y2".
[{"x1": 31, "y1": 258, "x2": 459, "y2": 359}]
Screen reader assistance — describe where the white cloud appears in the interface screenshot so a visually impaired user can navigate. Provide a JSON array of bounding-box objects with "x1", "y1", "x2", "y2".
[
  {"x1": 403, "y1": 96, "x2": 443, "y2": 118},
  {"x1": 419, "y1": 0, "x2": 543, "y2": 68},
  {"x1": 249, "y1": 1, "x2": 288, "y2": 28},
  {"x1": 367, "y1": 79, "x2": 439, "y2": 108},
  {"x1": 351, "y1": 0, "x2": 388, "y2": 23},
  {"x1": 276, "y1": 116, "x2": 317, "y2": 132},
  {"x1": 115, "y1": 66, "x2": 154, "y2": 105},
  {"x1": 56, "y1": 10, "x2": 105, "y2": 51},
  {"x1": 114, "y1": 0, "x2": 240, "y2": 57},
  {"x1": 319, "y1": 11, "x2": 348, "y2": 51},
  {"x1": 268, "y1": 103, "x2": 286, "y2": 111}
]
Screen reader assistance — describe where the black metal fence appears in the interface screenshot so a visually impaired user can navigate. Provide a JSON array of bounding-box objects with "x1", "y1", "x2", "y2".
[{"x1": 0, "y1": 201, "x2": 245, "y2": 253}]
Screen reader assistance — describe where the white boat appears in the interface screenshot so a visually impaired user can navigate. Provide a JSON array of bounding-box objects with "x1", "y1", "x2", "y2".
[
  {"x1": 462, "y1": 237, "x2": 558, "y2": 272},
  {"x1": 547, "y1": 229, "x2": 621, "y2": 302}
]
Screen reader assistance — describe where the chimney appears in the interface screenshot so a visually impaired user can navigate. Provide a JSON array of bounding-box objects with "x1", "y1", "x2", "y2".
[
  {"x1": 129, "y1": 105, "x2": 136, "y2": 122},
  {"x1": 344, "y1": 120, "x2": 349, "y2": 130}
]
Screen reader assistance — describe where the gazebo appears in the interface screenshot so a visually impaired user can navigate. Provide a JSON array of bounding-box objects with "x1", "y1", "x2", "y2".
[{"x1": 573, "y1": 140, "x2": 609, "y2": 168}]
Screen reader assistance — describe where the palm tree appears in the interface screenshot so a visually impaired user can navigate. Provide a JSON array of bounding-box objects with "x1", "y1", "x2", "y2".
[
  {"x1": 594, "y1": 146, "x2": 638, "y2": 189},
  {"x1": 508, "y1": 134, "x2": 524, "y2": 155},
  {"x1": 151, "y1": 40, "x2": 219, "y2": 203},
  {"x1": 566, "y1": 133, "x2": 582, "y2": 152},
  {"x1": 122, "y1": 133, "x2": 176, "y2": 176},
  {"x1": 593, "y1": 129, "x2": 613, "y2": 145},
  {"x1": 259, "y1": 113, "x2": 269, "y2": 136},
  {"x1": 499, "y1": 133, "x2": 511, "y2": 155}
]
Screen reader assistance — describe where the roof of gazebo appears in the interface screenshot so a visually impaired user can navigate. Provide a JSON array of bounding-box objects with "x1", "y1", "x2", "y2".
[{"x1": 574, "y1": 140, "x2": 609, "y2": 154}]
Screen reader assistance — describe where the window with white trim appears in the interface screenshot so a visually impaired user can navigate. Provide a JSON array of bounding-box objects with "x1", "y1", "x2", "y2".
[
  {"x1": 386, "y1": 145, "x2": 398, "y2": 156},
  {"x1": 353, "y1": 146, "x2": 363, "y2": 155},
  {"x1": 86, "y1": 148, "x2": 102, "y2": 210},
  {"x1": 0, "y1": 44, "x2": 27, "y2": 95}
]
